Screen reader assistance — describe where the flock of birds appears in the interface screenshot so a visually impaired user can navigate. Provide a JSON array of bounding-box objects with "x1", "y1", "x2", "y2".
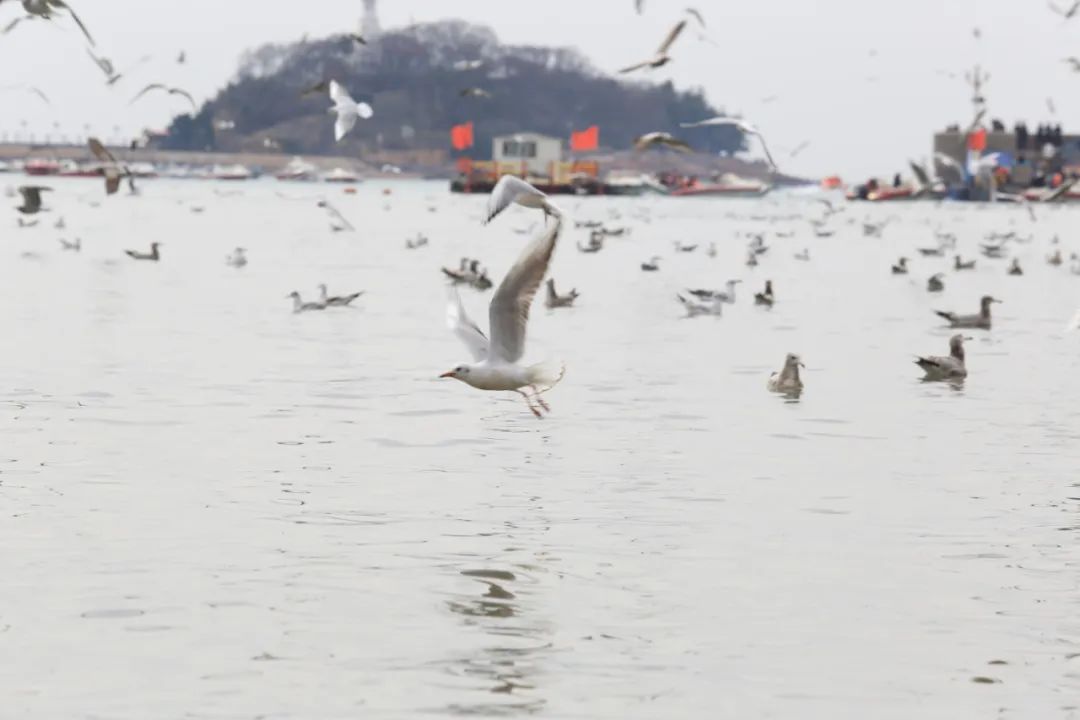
[{"x1": 14, "y1": 162, "x2": 1080, "y2": 414}]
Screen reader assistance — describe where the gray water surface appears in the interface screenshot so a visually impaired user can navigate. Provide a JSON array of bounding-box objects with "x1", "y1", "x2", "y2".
[{"x1": 1, "y1": 179, "x2": 1078, "y2": 718}]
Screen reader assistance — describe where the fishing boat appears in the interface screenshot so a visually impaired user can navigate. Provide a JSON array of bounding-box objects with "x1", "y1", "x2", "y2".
[
  {"x1": 212, "y1": 164, "x2": 255, "y2": 181},
  {"x1": 24, "y1": 159, "x2": 60, "y2": 176},
  {"x1": 275, "y1": 156, "x2": 318, "y2": 181},
  {"x1": 669, "y1": 174, "x2": 771, "y2": 198},
  {"x1": 323, "y1": 167, "x2": 361, "y2": 183}
]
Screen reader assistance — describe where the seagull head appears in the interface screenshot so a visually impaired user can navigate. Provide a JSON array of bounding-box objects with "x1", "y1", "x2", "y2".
[
  {"x1": 786, "y1": 353, "x2": 805, "y2": 369},
  {"x1": 439, "y1": 365, "x2": 472, "y2": 381}
]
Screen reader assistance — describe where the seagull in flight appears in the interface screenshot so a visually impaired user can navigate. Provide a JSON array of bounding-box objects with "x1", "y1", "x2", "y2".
[
  {"x1": 328, "y1": 79, "x2": 373, "y2": 142},
  {"x1": 441, "y1": 180, "x2": 566, "y2": 418},
  {"x1": 0, "y1": 84, "x2": 50, "y2": 105},
  {"x1": 633, "y1": 132, "x2": 692, "y2": 152},
  {"x1": 88, "y1": 137, "x2": 136, "y2": 196},
  {"x1": 681, "y1": 116, "x2": 778, "y2": 171},
  {"x1": 317, "y1": 199, "x2": 354, "y2": 231},
  {"x1": 1049, "y1": 0, "x2": 1080, "y2": 19},
  {"x1": 484, "y1": 175, "x2": 561, "y2": 224},
  {"x1": 459, "y1": 87, "x2": 493, "y2": 98},
  {"x1": 2, "y1": 0, "x2": 94, "y2": 45},
  {"x1": 619, "y1": 19, "x2": 687, "y2": 73},
  {"x1": 130, "y1": 83, "x2": 197, "y2": 111},
  {"x1": 15, "y1": 185, "x2": 51, "y2": 214}
]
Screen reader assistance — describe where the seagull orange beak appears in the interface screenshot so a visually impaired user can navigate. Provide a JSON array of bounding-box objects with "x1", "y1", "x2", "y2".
[{"x1": 439, "y1": 370, "x2": 455, "y2": 379}]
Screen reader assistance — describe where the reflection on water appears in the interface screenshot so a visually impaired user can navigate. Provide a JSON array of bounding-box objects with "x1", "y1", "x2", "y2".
[{"x1": 0, "y1": 179, "x2": 1078, "y2": 717}]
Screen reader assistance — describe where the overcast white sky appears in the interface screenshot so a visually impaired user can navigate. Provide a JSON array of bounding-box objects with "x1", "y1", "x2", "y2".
[{"x1": 0, "y1": 0, "x2": 1075, "y2": 178}]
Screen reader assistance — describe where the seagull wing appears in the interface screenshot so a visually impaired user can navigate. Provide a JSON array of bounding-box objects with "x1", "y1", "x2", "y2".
[
  {"x1": 685, "y1": 7, "x2": 706, "y2": 27},
  {"x1": 657, "y1": 19, "x2": 687, "y2": 55},
  {"x1": 753, "y1": 132, "x2": 778, "y2": 170},
  {"x1": 486, "y1": 175, "x2": 547, "y2": 224},
  {"x1": 334, "y1": 111, "x2": 358, "y2": 142},
  {"x1": 169, "y1": 87, "x2": 197, "y2": 111},
  {"x1": 488, "y1": 219, "x2": 562, "y2": 364},
  {"x1": 618, "y1": 60, "x2": 652, "y2": 74},
  {"x1": 664, "y1": 136, "x2": 693, "y2": 152},
  {"x1": 88, "y1": 137, "x2": 117, "y2": 164},
  {"x1": 319, "y1": 201, "x2": 354, "y2": 230},
  {"x1": 679, "y1": 116, "x2": 730, "y2": 129},
  {"x1": 909, "y1": 160, "x2": 931, "y2": 188},
  {"x1": 52, "y1": 1, "x2": 94, "y2": 45},
  {"x1": 635, "y1": 0, "x2": 645, "y2": 13},
  {"x1": 328, "y1": 79, "x2": 354, "y2": 105},
  {"x1": 447, "y1": 289, "x2": 489, "y2": 361},
  {"x1": 130, "y1": 83, "x2": 165, "y2": 104},
  {"x1": 28, "y1": 86, "x2": 50, "y2": 105},
  {"x1": 3, "y1": 15, "x2": 24, "y2": 34}
]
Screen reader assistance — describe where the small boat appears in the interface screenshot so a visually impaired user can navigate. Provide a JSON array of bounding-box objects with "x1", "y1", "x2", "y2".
[
  {"x1": 212, "y1": 164, "x2": 255, "y2": 181},
  {"x1": 670, "y1": 174, "x2": 771, "y2": 198},
  {"x1": 24, "y1": 159, "x2": 61, "y2": 176},
  {"x1": 323, "y1": 167, "x2": 360, "y2": 183},
  {"x1": 275, "y1": 156, "x2": 318, "y2": 181}
]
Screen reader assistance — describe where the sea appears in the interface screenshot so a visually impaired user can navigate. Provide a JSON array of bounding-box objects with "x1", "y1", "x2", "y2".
[{"x1": 1, "y1": 177, "x2": 1078, "y2": 719}]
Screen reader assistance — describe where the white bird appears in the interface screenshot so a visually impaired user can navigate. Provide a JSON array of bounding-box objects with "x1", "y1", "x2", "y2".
[
  {"x1": 440, "y1": 205, "x2": 566, "y2": 418},
  {"x1": 687, "y1": 279, "x2": 741, "y2": 303},
  {"x1": 319, "y1": 283, "x2": 364, "y2": 307},
  {"x1": 618, "y1": 19, "x2": 687, "y2": 73},
  {"x1": 1068, "y1": 307, "x2": 1080, "y2": 331},
  {"x1": 677, "y1": 293, "x2": 723, "y2": 317},
  {"x1": 484, "y1": 174, "x2": 561, "y2": 224},
  {"x1": 680, "y1": 116, "x2": 778, "y2": 171},
  {"x1": 225, "y1": 247, "x2": 247, "y2": 268},
  {"x1": 287, "y1": 291, "x2": 326, "y2": 313},
  {"x1": 328, "y1": 80, "x2": 373, "y2": 142}
]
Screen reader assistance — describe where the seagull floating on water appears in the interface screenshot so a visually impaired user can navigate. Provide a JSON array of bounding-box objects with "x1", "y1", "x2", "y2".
[
  {"x1": 125, "y1": 242, "x2": 161, "y2": 261},
  {"x1": 688, "y1": 279, "x2": 740, "y2": 304},
  {"x1": 441, "y1": 181, "x2": 566, "y2": 418},
  {"x1": 927, "y1": 273, "x2": 945, "y2": 292},
  {"x1": 287, "y1": 291, "x2": 326, "y2": 313},
  {"x1": 57, "y1": 237, "x2": 80, "y2": 252},
  {"x1": 755, "y1": 280, "x2": 775, "y2": 306},
  {"x1": 916, "y1": 334, "x2": 970, "y2": 381},
  {"x1": 935, "y1": 295, "x2": 1000, "y2": 329},
  {"x1": 319, "y1": 284, "x2": 364, "y2": 307},
  {"x1": 641, "y1": 256, "x2": 661, "y2": 272},
  {"x1": 891, "y1": 257, "x2": 909, "y2": 275},
  {"x1": 954, "y1": 255, "x2": 976, "y2": 271},
  {"x1": 545, "y1": 278, "x2": 578, "y2": 309},
  {"x1": 1007, "y1": 258, "x2": 1023, "y2": 275},
  {"x1": 767, "y1": 353, "x2": 804, "y2": 395},
  {"x1": 677, "y1": 293, "x2": 723, "y2": 317},
  {"x1": 225, "y1": 247, "x2": 247, "y2": 268}
]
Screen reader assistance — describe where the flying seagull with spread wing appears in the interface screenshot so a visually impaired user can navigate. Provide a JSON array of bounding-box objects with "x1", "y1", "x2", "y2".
[
  {"x1": 634, "y1": 132, "x2": 692, "y2": 152},
  {"x1": 130, "y1": 83, "x2": 197, "y2": 111},
  {"x1": 2, "y1": 0, "x2": 94, "y2": 45},
  {"x1": 88, "y1": 137, "x2": 135, "y2": 196},
  {"x1": 441, "y1": 179, "x2": 566, "y2": 418},
  {"x1": 680, "y1": 116, "x2": 778, "y2": 171},
  {"x1": 619, "y1": 19, "x2": 687, "y2": 73},
  {"x1": 328, "y1": 80, "x2": 373, "y2": 142}
]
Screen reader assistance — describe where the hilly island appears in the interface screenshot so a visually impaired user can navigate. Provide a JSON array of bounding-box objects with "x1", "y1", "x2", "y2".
[{"x1": 158, "y1": 20, "x2": 758, "y2": 178}]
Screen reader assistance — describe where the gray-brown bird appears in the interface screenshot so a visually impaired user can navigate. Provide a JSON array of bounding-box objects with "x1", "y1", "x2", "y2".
[{"x1": 16, "y1": 185, "x2": 51, "y2": 214}]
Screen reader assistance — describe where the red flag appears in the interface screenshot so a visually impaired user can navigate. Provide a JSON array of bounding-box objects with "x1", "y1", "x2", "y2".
[
  {"x1": 451, "y1": 122, "x2": 474, "y2": 151},
  {"x1": 967, "y1": 127, "x2": 987, "y2": 152},
  {"x1": 570, "y1": 125, "x2": 599, "y2": 152}
]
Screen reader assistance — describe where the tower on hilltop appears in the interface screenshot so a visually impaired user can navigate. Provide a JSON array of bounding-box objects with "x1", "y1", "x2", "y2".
[{"x1": 362, "y1": 0, "x2": 381, "y2": 39}]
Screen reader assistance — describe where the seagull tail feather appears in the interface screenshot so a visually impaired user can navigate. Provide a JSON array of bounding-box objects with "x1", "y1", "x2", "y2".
[{"x1": 527, "y1": 360, "x2": 565, "y2": 393}]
